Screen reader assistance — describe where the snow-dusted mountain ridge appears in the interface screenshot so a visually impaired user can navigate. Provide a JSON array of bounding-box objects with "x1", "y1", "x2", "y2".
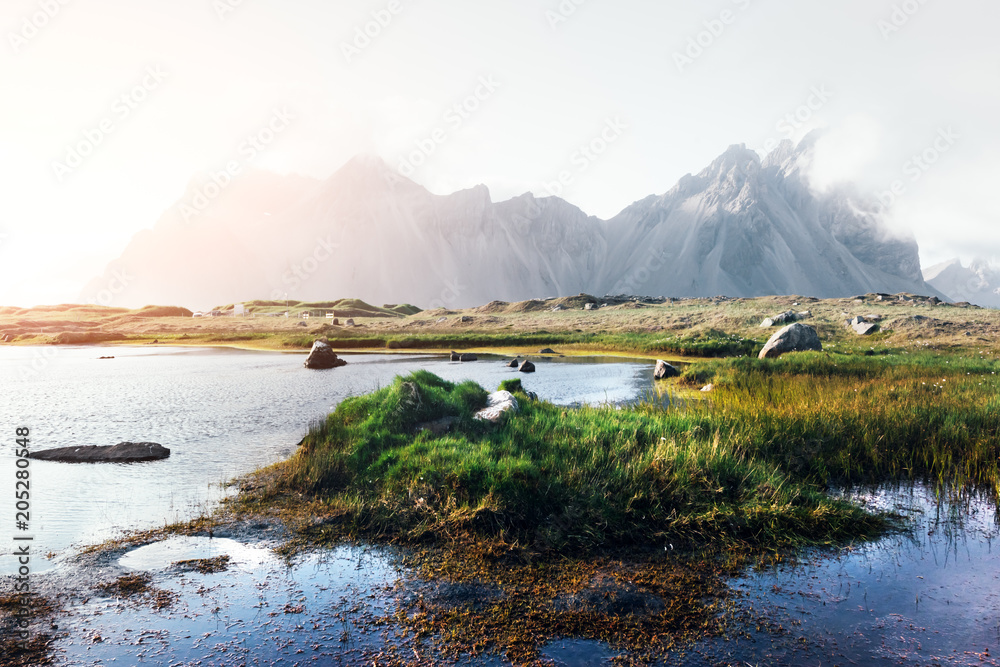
[
  {"x1": 924, "y1": 258, "x2": 1000, "y2": 308},
  {"x1": 82, "y1": 136, "x2": 941, "y2": 310}
]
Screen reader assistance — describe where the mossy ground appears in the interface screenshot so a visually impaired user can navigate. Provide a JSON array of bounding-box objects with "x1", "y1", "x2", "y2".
[{"x1": 0, "y1": 593, "x2": 59, "y2": 666}]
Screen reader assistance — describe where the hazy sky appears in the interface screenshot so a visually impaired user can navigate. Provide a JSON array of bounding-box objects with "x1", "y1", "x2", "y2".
[{"x1": 1, "y1": 0, "x2": 997, "y2": 306}]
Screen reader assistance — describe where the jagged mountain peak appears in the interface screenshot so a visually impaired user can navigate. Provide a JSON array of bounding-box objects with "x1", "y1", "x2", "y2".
[
  {"x1": 324, "y1": 153, "x2": 422, "y2": 194},
  {"x1": 761, "y1": 132, "x2": 822, "y2": 177},
  {"x1": 701, "y1": 144, "x2": 761, "y2": 180}
]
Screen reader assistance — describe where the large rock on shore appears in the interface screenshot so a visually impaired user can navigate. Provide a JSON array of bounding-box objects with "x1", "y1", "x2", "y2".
[
  {"x1": 28, "y1": 442, "x2": 170, "y2": 463},
  {"x1": 653, "y1": 360, "x2": 680, "y2": 380},
  {"x1": 304, "y1": 340, "x2": 347, "y2": 369},
  {"x1": 758, "y1": 323, "x2": 822, "y2": 359},
  {"x1": 474, "y1": 391, "x2": 519, "y2": 423}
]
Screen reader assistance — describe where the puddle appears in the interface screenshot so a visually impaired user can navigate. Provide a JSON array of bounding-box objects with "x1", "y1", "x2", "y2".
[
  {"x1": 540, "y1": 639, "x2": 619, "y2": 665},
  {"x1": 60, "y1": 545, "x2": 406, "y2": 665},
  {"x1": 119, "y1": 536, "x2": 278, "y2": 571}
]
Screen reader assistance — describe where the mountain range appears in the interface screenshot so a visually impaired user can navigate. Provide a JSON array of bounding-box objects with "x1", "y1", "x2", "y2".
[
  {"x1": 924, "y1": 258, "x2": 1000, "y2": 308},
  {"x1": 83, "y1": 135, "x2": 945, "y2": 311}
]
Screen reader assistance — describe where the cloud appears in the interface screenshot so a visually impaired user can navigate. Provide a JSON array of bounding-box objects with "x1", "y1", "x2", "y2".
[{"x1": 807, "y1": 115, "x2": 884, "y2": 193}]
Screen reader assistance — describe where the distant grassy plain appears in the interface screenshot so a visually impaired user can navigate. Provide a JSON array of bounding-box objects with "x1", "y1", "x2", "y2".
[{"x1": 2, "y1": 292, "x2": 996, "y2": 358}]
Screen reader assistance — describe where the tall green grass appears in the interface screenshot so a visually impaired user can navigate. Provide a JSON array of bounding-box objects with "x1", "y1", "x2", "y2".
[{"x1": 695, "y1": 352, "x2": 1000, "y2": 492}]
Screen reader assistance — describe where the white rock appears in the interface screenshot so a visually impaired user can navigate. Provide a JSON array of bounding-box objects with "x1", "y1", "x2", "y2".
[{"x1": 474, "y1": 391, "x2": 519, "y2": 423}]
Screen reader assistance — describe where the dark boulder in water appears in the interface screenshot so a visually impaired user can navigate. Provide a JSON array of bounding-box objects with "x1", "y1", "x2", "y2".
[
  {"x1": 29, "y1": 442, "x2": 170, "y2": 463},
  {"x1": 304, "y1": 340, "x2": 347, "y2": 369}
]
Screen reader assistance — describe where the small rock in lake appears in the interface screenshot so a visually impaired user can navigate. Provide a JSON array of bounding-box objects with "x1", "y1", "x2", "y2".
[
  {"x1": 654, "y1": 360, "x2": 680, "y2": 380},
  {"x1": 507, "y1": 359, "x2": 520, "y2": 368},
  {"x1": 460, "y1": 353, "x2": 478, "y2": 362},
  {"x1": 304, "y1": 340, "x2": 347, "y2": 369},
  {"x1": 519, "y1": 360, "x2": 536, "y2": 373}
]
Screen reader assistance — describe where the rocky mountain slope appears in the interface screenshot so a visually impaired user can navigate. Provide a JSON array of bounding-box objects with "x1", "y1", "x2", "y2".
[
  {"x1": 82, "y1": 138, "x2": 942, "y2": 310},
  {"x1": 924, "y1": 258, "x2": 1000, "y2": 308},
  {"x1": 599, "y1": 136, "x2": 931, "y2": 298}
]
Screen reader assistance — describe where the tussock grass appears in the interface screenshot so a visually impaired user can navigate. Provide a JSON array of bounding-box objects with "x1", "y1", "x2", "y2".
[{"x1": 697, "y1": 352, "x2": 1000, "y2": 492}]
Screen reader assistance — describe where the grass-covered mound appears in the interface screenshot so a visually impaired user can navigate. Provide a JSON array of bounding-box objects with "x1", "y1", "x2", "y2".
[
  {"x1": 221, "y1": 298, "x2": 409, "y2": 319},
  {"x1": 133, "y1": 305, "x2": 194, "y2": 318},
  {"x1": 248, "y1": 370, "x2": 886, "y2": 552}
]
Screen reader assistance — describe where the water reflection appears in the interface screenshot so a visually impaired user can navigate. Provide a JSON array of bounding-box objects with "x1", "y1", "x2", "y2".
[{"x1": 676, "y1": 483, "x2": 1000, "y2": 666}]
